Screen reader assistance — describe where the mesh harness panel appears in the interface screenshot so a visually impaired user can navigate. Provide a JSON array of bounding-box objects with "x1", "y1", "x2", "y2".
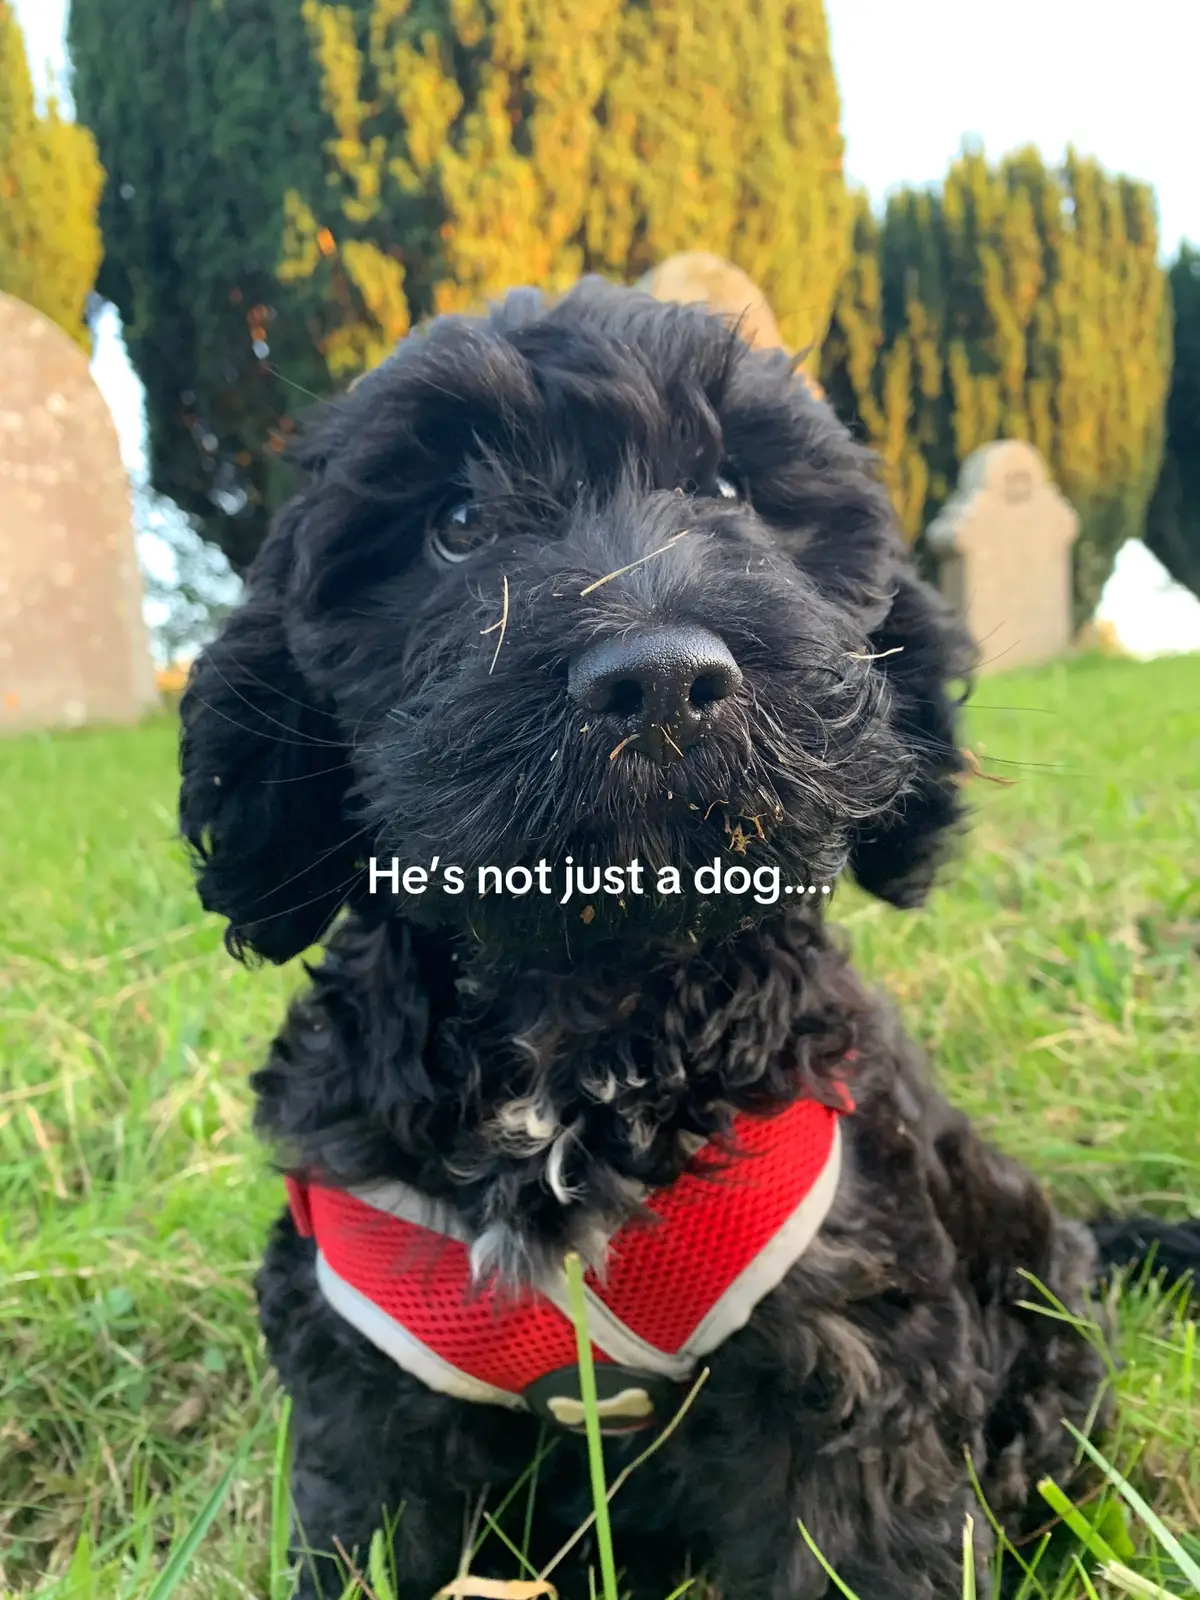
[{"x1": 286, "y1": 1088, "x2": 848, "y2": 1432}]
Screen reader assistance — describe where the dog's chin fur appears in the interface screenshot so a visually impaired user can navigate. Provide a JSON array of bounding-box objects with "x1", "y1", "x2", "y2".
[{"x1": 178, "y1": 279, "x2": 1196, "y2": 1599}]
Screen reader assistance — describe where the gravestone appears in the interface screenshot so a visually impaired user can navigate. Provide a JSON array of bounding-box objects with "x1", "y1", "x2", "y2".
[
  {"x1": 0, "y1": 292, "x2": 158, "y2": 733},
  {"x1": 638, "y1": 252, "x2": 786, "y2": 352},
  {"x1": 926, "y1": 440, "x2": 1079, "y2": 674},
  {"x1": 638, "y1": 252, "x2": 825, "y2": 399}
]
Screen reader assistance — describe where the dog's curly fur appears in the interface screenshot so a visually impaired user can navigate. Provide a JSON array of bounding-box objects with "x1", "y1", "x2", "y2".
[{"x1": 180, "y1": 280, "x2": 1195, "y2": 1599}]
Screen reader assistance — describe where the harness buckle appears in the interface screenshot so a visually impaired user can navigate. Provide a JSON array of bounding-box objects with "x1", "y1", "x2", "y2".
[{"x1": 522, "y1": 1363, "x2": 687, "y2": 1436}]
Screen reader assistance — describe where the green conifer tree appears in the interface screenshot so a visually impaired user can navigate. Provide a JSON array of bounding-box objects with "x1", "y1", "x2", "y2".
[
  {"x1": 821, "y1": 143, "x2": 1170, "y2": 621},
  {"x1": 820, "y1": 191, "x2": 927, "y2": 539},
  {"x1": 1145, "y1": 245, "x2": 1200, "y2": 599},
  {"x1": 0, "y1": 0, "x2": 102, "y2": 348},
  {"x1": 69, "y1": 0, "x2": 850, "y2": 568}
]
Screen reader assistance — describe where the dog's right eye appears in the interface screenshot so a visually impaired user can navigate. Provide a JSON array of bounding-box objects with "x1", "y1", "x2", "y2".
[{"x1": 427, "y1": 502, "x2": 493, "y2": 566}]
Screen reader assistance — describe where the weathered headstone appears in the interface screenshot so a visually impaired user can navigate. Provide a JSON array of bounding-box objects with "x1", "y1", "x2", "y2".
[
  {"x1": 638, "y1": 252, "x2": 825, "y2": 400},
  {"x1": 0, "y1": 292, "x2": 158, "y2": 733},
  {"x1": 926, "y1": 441, "x2": 1079, "y2": 674},
  {"x1": 638, "y1": 252, "x2": 786, "y2": 352},
  {"x1": 643, "y1": 254, "x2": 832, "y2": 406}
]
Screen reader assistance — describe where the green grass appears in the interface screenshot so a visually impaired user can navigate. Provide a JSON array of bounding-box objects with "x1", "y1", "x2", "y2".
[{"x1": 1, "y1": 652, "x2": 1198, "y2": 1598}]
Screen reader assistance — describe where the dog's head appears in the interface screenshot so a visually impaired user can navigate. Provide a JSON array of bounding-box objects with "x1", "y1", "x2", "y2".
[{"x1": 180, "y1": 279, "x2": 974, "y2": 964}]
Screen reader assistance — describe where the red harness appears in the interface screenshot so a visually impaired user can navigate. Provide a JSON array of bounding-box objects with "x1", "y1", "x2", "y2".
[{"x1": 286, "y1": 1091, "x2": 847, "y2": 1433}]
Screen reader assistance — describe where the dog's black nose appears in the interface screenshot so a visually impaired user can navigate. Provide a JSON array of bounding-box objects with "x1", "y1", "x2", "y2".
[{"x1": 568, "y1": 625, "x2": 742, "y2": 763}]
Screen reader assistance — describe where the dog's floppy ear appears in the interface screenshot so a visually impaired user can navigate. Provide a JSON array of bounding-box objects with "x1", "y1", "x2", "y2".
[
  {"x1": 848, "y1": 558, "x2": 976, "y2": 907},
  {"x1": 179, "y1": 501, "x2": 360, "y2": 963}
]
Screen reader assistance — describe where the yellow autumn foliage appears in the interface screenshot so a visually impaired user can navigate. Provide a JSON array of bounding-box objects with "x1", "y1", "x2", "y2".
[
  {"x1": 283, "y1": 0, "x2": 850, "y2": 376},
  {"x1": 0, "y1": 0, "x2": 103, "y2": 348}
]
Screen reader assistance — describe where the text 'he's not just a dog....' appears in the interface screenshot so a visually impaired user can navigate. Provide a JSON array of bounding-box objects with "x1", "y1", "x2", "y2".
[{"x1": 367, "y1": 855, "x2": 832, "y2": 908}]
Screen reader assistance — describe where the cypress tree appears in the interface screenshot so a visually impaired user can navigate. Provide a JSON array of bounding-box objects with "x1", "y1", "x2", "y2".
[
  {"x1": 822, "y1": 144, "x2": 1171, "y2": 622},
  {"x1": 820, "y1": 191, "x2": 927, "y2": 540},
  {"x1": 68, "y1": 3, "x2": 329, "y2": 572},
  {"x1": 0, "y1": 0, "x2": 102, "y2": 348},
  {"x1": 1049, "y1": 151, "x2": 1170, "y2": 620},
  {"x1": 584, "y1": 0, "x2": 850, "y2": 361},
  {"x1": 69, "y1": 0, "x2": 850, "y2": 569},
  {"x1": 1145, "y1": 245, "x2": 1200, "y2": 600}
]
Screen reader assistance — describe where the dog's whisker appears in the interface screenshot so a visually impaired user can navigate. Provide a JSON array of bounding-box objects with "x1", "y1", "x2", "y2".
[
  {"x1": 966, "y1": 754, "x2": 1084, "y2": 774},
  {"x1": 266, "y1": 364, "x2": 337, "y2": 407},
  {"x1": 215, "y1": 651, "x2": 344, "y2": 726},
  {"x1": 242, "y1": 824, "x2": 372, "y2": 909},
  {"x1": 260, "y1": 761, "x2": 356, "y2": 784},
  {"x1": 194, "y1": 654, "x2": 345, "y2": 747},
  {"x1": 967, "y1": 704, "x2": 1056, "y2": 715},
  {"x1": 184, "y1": 692, "x2": 344, "y2": 751},
  {"x1": 234, "y1": 862, "x2": 367, "y2": 941}
]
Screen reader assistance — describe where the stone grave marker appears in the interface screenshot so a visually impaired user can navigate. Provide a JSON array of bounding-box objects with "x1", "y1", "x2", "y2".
[
  {"x1": 0, "y1": 292, "x2": 159, "y2": 733},
  {"x1": 637, "y1": 252, "x2": 824, "y2": 400},
  {"x1": 638, "y1": 252, "x2": 787, "y2": 352},
  {"x1": 926, "y1": 440, "x2": 1079, "y2": 674}
]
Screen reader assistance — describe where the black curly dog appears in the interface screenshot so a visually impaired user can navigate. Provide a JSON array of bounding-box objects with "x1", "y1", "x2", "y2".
[{"x1": 180, "y1": 280, "x2": 1197, "y2": 1599}]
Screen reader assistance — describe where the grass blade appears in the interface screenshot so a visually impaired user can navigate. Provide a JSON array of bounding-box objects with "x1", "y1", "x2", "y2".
[
  {"x1": 1010, "y1": 1532, "x2": 1053, "y2": 1600},
  {"x1": 57, "y1": 1529, "x2": 96, "y2": 1600},
  {"x1": 962, "y1": 1514, "x2": 977, "y2": 1600},
  {"x1": 1100, "y1": 1562, "x2": 1188, "y2": 1599},
  {"x1": 144, "y1": 1449, "x2": 243, "y2": 1600},
  {"x1": 370, "y1": 1526, "x2": 399, "y2": 1600},
  {"x1": 660, "y1": 1580, "x2": 698, "y2": 1600},
  {"x1": 1036, "y1": 1476, "x2": 1122, "y2": 1567},
  {"x1": 269, "y1": 1395, "x2": 295, "y2": 1600},
  {"x1": 964, "y1": 1447, "x2": 1040, "y2": 1594},
  {"x1": 1072, "y1": 1555, "x2": 1104, "y2": 1600},
  {"x1": 481, "y1": 1511, "x2": 541, "y2": 1580},
  {"x1": 1062, "y1": 1423, "x2": 1200, "y2": 1593},
  {"x1": 796, "y1": 1519, "x2": 861, "y2": 1600},
  {"x1": 563, "y1": 1252, "x2": 619, "y2": 1600},
  {"x1": 520, "y1": 1427, "x2": 550, "y2": 1567}
]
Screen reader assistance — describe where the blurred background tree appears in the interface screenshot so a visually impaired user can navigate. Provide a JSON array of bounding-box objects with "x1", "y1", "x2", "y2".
[
  {"x1": 0, "y1": 0, "x2": 102, "y2": 347},
  {"x1": 69, "y1": 0, "x2": 851, "y2": 572},
  {"x1": 1145, "y1": 244, "x2": 1200, "y2": 601},
  {"x1": 821, "y1": 144, "x2": 1171, "y2": 623}
]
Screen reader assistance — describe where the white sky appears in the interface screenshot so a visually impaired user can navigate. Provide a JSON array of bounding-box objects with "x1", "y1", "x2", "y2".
[
  {"x1": 10, "y1": 0, "x2": 1200, "y2": 651},
  {"x1": 828, "y1": 0, "x2": 1199, "y2": 259}
]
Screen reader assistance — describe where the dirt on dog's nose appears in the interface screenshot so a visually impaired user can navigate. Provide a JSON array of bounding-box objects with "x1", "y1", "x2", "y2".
[{"x1": 567, "y1": 624, "x2": 742, "y2": 764}]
